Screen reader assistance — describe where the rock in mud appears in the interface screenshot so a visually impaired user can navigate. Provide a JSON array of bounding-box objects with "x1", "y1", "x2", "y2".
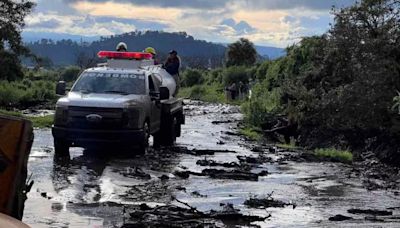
[
  {"x1": 212, "y1": 120, "x2": 233, "y2": 125},
  {"x1": 196, "y1": 159, "x2": 241, "y2": 168},
  {"x1": 51, "y1": 202, "x2": 63, "y2": 212},
  {"x1": 258, "y1": 170, "x2": 269, "y2": 176},
  {"x1": 224, "y1": 131, "x2": 240, "y2": 136},
  {"x1": 122, "y1": 202, "x2": 268, "y2": 228},
  {"x1": 174, "y1": 168, "x2": 262, "y2": 181},
  {"x1": 347, "y1": 208, "x2": 393, "y2": 216},
  {"x1": 173, "y1": 170, "x2": 193, "y2": 179},
  {"x1": 237, "y1": 155, "x2": 272, "y2": 164},
  {"x1": 176, "y1": 186, "x2": 186, "y2": 191},
  {"x1": 171, "y1": 147, "x2": 237, "y2": 156},
  {"x1": 159, "y1": 175, "x2": 169, "y2": 181},
  {"x1": 244, "y1": 193, "x2": 295, "y2": 209},
  {"x1": 251, "y1": 146, "x2": 264, "y2": 152},
  {"x1": 210, "y1": 203, "x2": 269, "y2": 226},
  {"x1": 329, "y1": 214, "x2": 353, "y2": 221},
  {"x1": 122, "y1": 167, "x2": 151, "y2": 180},
  {"x1": 202, "y1": 168, "x2": 259, "y2": 181},
  {"x1": 191, "y1": 191, "x2": 207, "y2": 198}
]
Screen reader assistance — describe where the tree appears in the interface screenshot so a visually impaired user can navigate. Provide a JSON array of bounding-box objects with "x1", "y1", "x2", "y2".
[
  {"x1": 226, "y1": 38, "x2": 257, "y2": 67},
  {"x1": 244, "y1": 0, "x2": 400, "y2": 158},
  {"x1": 75, "y1": 51, "x2": 98, "y2": 69},
  {"x1": 282, "y1": 0, "x2": 400, "y2": 149},
  {"x1": 60, "y1": 66, "x2": 81, "y2": 82},
  {"x1": 0, "y1": 0, "x2": 35, "y2": 80}
]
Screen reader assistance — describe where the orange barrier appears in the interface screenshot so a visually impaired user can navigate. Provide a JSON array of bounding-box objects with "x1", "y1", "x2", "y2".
[{"x1": 0, "y1": 115, "x2": 33, "y2": 220}]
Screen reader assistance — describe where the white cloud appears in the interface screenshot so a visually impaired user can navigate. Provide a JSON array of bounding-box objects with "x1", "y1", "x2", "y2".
[
  {"x1": 24, "y1": 0, "x2": 349, "y2": 47},
  {"x1": 25, "y1": 13, "x2": 136, "y2": 36}
]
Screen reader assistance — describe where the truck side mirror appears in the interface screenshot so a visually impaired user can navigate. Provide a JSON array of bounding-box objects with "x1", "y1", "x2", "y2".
[
  {"x1": 159, "y1": 87, "x2": 170, "y2": 100},
  {"x1": 56, "y1": 81, "x2": 66, "y2": 95}
]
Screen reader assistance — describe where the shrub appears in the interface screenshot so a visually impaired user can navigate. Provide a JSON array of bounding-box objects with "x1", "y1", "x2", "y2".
[
  {"x1": 0, "y1": 82, "x2": 22, "y2": 107},
  {"x1": 0, "y1": 80, "x2": 56, "y2": 108},
  {"x1": 242, "y1": 83, "x2": 282, "y2": 126},
  {"x1": 181, "y1": 69, "x2": 204, "y2": 87},
  {"x1": 205, "y1": 68, "x2": 223, "y2": 85},
  {"x1": 222, "y1": 66, "x2": 249, "y2": 85}
]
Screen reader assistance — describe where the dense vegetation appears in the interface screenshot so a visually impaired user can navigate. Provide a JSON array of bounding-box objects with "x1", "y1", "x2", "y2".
[
  {"x1": 241, "y1": 0, "x2": 400, "y2": 164},
  {"x1": 179, "y1": 0, "x2": 400, "y2": 165}
]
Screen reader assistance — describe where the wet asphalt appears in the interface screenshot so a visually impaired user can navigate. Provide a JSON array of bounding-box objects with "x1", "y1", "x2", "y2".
[{"x1": 22, "y1": 101, "x2": 400, "y2": 227}]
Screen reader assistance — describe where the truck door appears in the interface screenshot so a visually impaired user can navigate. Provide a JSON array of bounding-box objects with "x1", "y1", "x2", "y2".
[{"x1": 148, "y1": 75, "x2": 161, "y2": 133}]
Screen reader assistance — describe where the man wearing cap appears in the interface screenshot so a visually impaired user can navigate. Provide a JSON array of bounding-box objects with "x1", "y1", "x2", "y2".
[{"x1": 164, "y1": 50, "x2": 181, "y2": 96}]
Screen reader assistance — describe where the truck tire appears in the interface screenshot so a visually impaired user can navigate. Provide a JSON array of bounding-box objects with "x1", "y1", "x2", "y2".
[
  {"x1": 154, "y1": 116, "x2": 176, "y2": 147},
  {"x1": 137, "y1": 122, "x2": 150, "y2": 154},
  {"x1": 54, "y1": 139, "x2": 70, "y2": 158},
  {"x1": 175, "y1": 122, "x2": 181, "y2": 137},
  {"x1": 153, "y1": 132, "x2": 162, "y2": 148},
  {"x1": 163, "y1": 116, "x2": 177, "y2": 146}
]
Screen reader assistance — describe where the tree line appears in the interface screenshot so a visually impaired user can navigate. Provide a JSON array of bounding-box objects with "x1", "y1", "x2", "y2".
[{"x1": 25, "y1": 31, "x2": 226, "y2": 69}]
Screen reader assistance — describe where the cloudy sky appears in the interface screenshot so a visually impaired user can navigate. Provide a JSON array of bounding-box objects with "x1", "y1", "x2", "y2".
[{"x1": 24, "y1": 0, "x2": 356, "y2": 47}]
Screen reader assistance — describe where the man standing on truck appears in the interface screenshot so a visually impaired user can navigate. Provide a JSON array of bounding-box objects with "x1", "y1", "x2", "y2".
[
  {"x1": 164, "y1": 50, "x2": 181, "y2": 96},
  {"x1": 116, "y1": 42, "x2": 128, "y2": 52}
]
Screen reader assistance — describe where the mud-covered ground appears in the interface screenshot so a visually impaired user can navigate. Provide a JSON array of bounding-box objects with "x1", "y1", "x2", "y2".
[{"x1": 23, "y1": 101, "x2": 400, "y2": 227}]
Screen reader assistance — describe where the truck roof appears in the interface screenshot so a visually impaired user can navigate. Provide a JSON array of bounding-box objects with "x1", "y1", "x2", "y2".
[{"x1": 85, "y1": 66, "x2": 147, "y2": 75}]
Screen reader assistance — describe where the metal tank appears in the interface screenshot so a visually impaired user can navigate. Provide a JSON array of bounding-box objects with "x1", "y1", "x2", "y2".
[{"x1": 144, "y1": 66, "x2": 177, "y2": 97}]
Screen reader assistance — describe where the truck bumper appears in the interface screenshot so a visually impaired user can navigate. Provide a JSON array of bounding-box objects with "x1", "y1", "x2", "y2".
[{"x1": 52, "y1": 126, "x2": 144, "y2": 147}]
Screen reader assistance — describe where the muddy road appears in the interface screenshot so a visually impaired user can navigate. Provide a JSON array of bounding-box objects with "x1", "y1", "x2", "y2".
[{"x1": 23, "y1": 101, "x2": 400, "y2": 227}]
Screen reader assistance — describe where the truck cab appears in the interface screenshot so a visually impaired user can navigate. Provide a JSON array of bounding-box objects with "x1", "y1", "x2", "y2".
[{"x1": 52, "y1": 51, "x2": 184, "y2": 156}]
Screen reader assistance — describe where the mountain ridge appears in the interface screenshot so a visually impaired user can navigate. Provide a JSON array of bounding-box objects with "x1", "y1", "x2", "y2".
[{"x1": 24, "y1": 31, "x2": 285, "y2": 67}]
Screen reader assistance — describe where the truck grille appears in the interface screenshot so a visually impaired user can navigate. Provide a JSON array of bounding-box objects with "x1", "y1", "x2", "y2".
[{"x1": 67, "y1": 106, "x2": 125, "y2": 130}]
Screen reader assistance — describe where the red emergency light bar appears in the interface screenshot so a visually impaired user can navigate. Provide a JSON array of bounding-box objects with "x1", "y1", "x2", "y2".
[{"x1": 97, "y1": 51, "x2": 153, "y2": 60}]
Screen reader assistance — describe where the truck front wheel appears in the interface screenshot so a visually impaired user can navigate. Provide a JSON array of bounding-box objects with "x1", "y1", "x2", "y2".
[
  {"x1": 137, "y1": 122, "x2": 150, "y2": 154},
  {"x1": 54, "y1": 139, "x2": 70, "y2": 158}
]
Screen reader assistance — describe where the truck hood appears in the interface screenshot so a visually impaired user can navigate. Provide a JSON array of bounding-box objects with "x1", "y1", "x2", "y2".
[{"x1": 56, "y1": 92, "x2": 146, "y2": 108}]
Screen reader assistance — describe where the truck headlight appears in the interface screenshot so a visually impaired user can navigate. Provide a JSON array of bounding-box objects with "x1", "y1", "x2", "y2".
[
  {"x1": 54, "y1": 105, "x2": 68, "y2": 126},
  {"x1": 123, "y1": 107, "x2": 141, "y2": 129}
]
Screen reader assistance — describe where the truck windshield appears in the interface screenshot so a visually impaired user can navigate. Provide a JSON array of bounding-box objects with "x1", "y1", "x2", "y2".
[{"x1": 72, "y1": 72, "x2": 146, "y2": 95}]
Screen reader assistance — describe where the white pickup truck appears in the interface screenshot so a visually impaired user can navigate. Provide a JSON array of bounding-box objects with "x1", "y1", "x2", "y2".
[{"x1": 52, "y1": 51, "x2": 185, "y2": 157}]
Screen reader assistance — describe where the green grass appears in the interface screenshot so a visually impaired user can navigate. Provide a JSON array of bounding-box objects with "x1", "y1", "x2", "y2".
[
  {"x1": 239, "y1": 126, "x2": 262, "y2": 141},
  {"x1": 277, "y1": 142, "x2": 298, "y2": 150},
  {"x1": 178, "y1": 84, "x2": 246, "y2": 105},
  {"x1": 28, "y1": 115, "x2": 54, "y2": 128},
  {"x1": 178, "y1": 84, "x2": 225, "y2": 103},
  {"x1": 0, "y1": 109, "x2": 54, "y2": 128},
  {"x1": 314, "y1": 148, "x2": 353, "y2": 163},
  {"x1": 0, "y1": 109, "x2": 22, "y2": 117}
]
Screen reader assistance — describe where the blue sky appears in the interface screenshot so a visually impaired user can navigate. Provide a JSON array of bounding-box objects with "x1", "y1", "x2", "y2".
[{"x1": 25, "y1": 0, "x2": 356, "y2": 47}]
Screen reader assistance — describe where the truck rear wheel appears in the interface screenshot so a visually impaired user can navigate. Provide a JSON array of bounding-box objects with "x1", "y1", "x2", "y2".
[
  {"x1": 153, "y1": 116, "x2": 177, "y2": 147},
  {"x1": 54, "y1": 139, "x2": 70, "y2": 158},
  {"x1": 163, "y1": 116, "x2": 177, "y2": 146}
]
